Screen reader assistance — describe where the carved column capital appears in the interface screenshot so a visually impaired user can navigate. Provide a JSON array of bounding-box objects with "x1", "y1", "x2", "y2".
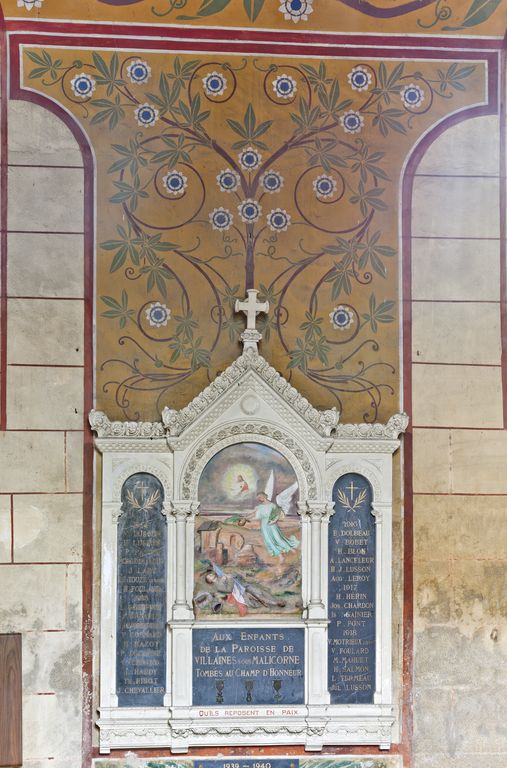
[
  {"x1": 371, "y1": 501, "x2": 390, "y2": 524},
  {"x1": 104, "y1": 501, "x2": 123, "y2": 525},
  {"x1": 170, "y1": 500, "x2": 199, "y2": 519},
  {"x1": 305, "y1": 501, "x2": 334, "y2": 520},
  {"x1": 161, "y1": 502, "x2": 171, "y2": 518}
]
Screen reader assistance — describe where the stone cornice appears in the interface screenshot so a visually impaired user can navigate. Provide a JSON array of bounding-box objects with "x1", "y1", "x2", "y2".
[
  {"x1": 89, "y1": 409, "x2": 165, "y2": 439},
  {"x1": 331, "y1": 413, "x2": 409, "y2": 443}
]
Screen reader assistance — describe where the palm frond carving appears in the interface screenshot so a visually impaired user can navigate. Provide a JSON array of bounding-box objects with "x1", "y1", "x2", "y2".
[
  {"x1": 337, "y1": 487, "x2": 367, "y2": 512},
  {"x1": 126, "y1": 488, "x2": 161, "y2": 511}
]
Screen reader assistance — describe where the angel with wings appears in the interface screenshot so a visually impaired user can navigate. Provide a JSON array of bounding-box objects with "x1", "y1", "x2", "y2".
[{"x1": 246, "y1": 470, "x2": 299, "y2": 561}]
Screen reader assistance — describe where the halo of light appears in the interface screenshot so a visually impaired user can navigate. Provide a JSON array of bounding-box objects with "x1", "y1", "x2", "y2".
[{"x1": 222, "y1": 463, "x2": 258, "y2": 499}]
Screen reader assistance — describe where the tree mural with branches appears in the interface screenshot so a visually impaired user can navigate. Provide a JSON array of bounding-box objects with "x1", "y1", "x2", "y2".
[{"x1": 25, "y1": 49, "x2": 481, "y2": 420}]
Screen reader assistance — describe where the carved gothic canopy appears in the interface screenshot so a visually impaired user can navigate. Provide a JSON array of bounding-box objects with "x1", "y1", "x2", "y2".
[{"x1": 89, "y1": 291, "x2": 407, "y2": 755}]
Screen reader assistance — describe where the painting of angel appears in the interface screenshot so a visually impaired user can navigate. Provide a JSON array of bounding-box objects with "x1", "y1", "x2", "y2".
[
  {"x1": 248, "y1": 471, "x2": 299, "y2": 560},
  {"x1": 194, "y1": 442, "x2": 302, "y2": 619}
]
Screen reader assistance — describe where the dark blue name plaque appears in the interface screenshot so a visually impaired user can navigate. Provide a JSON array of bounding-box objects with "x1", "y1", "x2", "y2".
[
  {"x1": 193, "y1": 628, "x2": 304, "y2": 706},
  {"x1": 117, "y1": 473, "x2": 167, "y2": 707},
  {"x1": 328, "y1": 473, "x2": 376, "y2": 704}
]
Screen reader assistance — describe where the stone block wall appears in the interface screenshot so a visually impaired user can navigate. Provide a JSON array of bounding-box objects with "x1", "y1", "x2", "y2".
[
  {"x1": 411, "y1": 115, "x2": 507, "y2": 767},
  {"x1": 1, "y1": 100, "x2": 85, "y2": 768}
]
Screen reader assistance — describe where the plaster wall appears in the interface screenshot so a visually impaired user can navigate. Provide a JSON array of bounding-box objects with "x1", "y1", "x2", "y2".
[
  {"x1": 1, "y1": 100, "x2": 85, "y2": 768},
  {"x1": 411, "y1": 115, "x2": 507, "y2": 768}
]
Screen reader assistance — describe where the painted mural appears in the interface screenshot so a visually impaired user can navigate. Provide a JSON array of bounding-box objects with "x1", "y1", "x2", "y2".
[
  {"x1": 21, "y1": 47, "x2": 486, "y2": 423},
  {"x1": 194, "y1": 442, "x2": 301, "y2": 619},
  {"x1": 4, "y1": 0, "x2": 507, "y2": 36}
]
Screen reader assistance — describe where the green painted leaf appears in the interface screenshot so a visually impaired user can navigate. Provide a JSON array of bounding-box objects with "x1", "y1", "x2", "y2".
[
  {"x1": 227, "y1": 118, "x2": 246, "y2": 137},
  {"x1": 26, "y1": 50, "x2": 47, "y2": 66},
  {"x1": 92, "y1": 52, "x2": 110, "y2": 79},
  {"x1": 28, "y1": 67, "x2": 50, "y2": 80},
  {"x1": 443, "y1": 0, "x2": 501, "y2": 28},
  {"x1": 178, "y1": 0, "x2": 231, "y2": 19},
  {"x1": 101, "y1": 295, "x2": 122, "y2": 310},
  {"x1": 462, "y1": 0, "x2": 501, "y2": 25},
  {"x1": 371, "y1": 252, "x2": 387, "y2": 277},
  {"x1": 243, "y1": 0, "x2": 264, "y2": 21},
  {"x1": 110, "y1": 249, "x2": 127, "y2": 272},
  {"x1": 245, "y1": 102, "x2": 255, "y2": 134}
]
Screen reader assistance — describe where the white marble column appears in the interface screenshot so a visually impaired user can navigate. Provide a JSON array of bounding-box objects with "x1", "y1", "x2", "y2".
[
  {"x1": 371, "y1": 500, "x2": 392, "y2": 707},
  {"x1": 305, "y1": 501, "x2": 333, "y2": 719},
  {"x1": 100, "y1": 500, "x2": 122, "y2": 710},
  {"x1": 170, "y1": 500, "x2": 198, "y2": 621},
  {"x1": 306, "y1": 502, "x2": 333, "y2": 620},
  {"x1": 169, "y1": 499, "x2": 198, "y2": 726},
  {"x1": 163, "y1": 501, "x2": 174, "y2": 707}
]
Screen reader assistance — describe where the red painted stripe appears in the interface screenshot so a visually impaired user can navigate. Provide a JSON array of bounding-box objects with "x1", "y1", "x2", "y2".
[
  {"x1": 412, "y1": 362, "x2": 502, "y2": 367},
  {"x1": 7, "y1": 30, "x2": 502, "y2": 65},
  {"x1": 7, "y1": 491, "x2": 83, "y2": 495},
  {"x1": 8, "y1": 163, "x2": 84, "y2": 169},
  {"x1": 500, "y1": 46, "x2": 507, "y2": 427},
  {"x1": 0, "y1": 7, "x2": 8, "y2": 431},
  {"x1": 3, "y1": 18, "x2": 505, "y2": 51},
  {"x1": 413, "y1": 424, "x2": 506, "y2": 430},
  {"x1": 81, "y1": 120, "x2": 95, "y2": 768},
  {"x1": 413, "y1": 298, "x2": 501, "y2": 303},
  {"x1": 10, "y1": 494, "x2": 14, "y2": 563},
  {"x1": 7, "y1": 230, "x2": 85, "y2": 235},
  {"x1": 1, "y1": 428, "x2": 82, "y2": 432},
  {"x1": 8, "y1": 363, "x2": 84, "y2": 368},
  {"x1": 415, "y1": 491, "x2": 507, "y2": 496},
  {"x1": 0, "y1": 561, "x2": 83, "y2": 566}
]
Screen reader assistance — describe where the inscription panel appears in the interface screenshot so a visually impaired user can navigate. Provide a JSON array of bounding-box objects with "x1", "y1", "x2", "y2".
[
  {"x1": 117, "y1": 473, "x2": 167, "y2": 707},
  {"x1": 193, "y1": 628, "x2": 304, "y2": 706},
  {"x1": 95, "y1": 758, "x2": 402, "y2": 768},
  {"x1": 328, "y1": 473, "x2": 375, "y2": 704}
]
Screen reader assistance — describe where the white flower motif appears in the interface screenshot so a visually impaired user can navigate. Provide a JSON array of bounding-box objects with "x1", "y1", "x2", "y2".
[
  {"x1": 70, "y1": 73, "x2": 96, "y2": 99},
  {"x1": 340, "y1": 110, "x2": 364, "y2": 134},
  {"x1": 162, "y1": 170, "x2": 187, "y2": 196},
  {"x1": 127, "y1": 59, "x2": 152, "y2": 85},
  {"x1": 279, "y1": 0, "x2": 313, "y2": 23},
  {"x1": 272, "y1": 74, "x2": 297, "y2": 100},
  {"x1": 238, "y1": 199, "x2": 262, "y2": 223},
  {"x1": 146, "y1": 302, "x2": 170, "y2": 328},
  {"x1": 313, "y1": 174, "x2": 337, "y2": 199},
  {"x1": 261, "y1": 170, "x2": 284, "y2": 194},
  {"x1": 209, "y1": 207, "x2": 233, "y2": 231},
  {"x1": 17, "y1": 0, "x2": 43, "y2": 9},
  {"x1": 401, "y1": 83, "x2": 425, "y2": 110},
  {"x1": 216, "y1": 169, "x2": 241, "y2": 193},
  {"x1": 202, "y1": 71, "x2": 227, "y2": 97},
  {"x1": 329, "y1": 305, "x2": 354, "y2": 331},
  {"x1": 135, "y1": 103, "x2": 159, "y2": 128},
  {"x1": 267, "y1": 208, "x2": 291, "y2": 232},
  {"x1": 347, "y1": 66, "x2": 372, "y2": 93},
  {"x1": 238, "y1": 147, "x2": 262, "y2": 171}
]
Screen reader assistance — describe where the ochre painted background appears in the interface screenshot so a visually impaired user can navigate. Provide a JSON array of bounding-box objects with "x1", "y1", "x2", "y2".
[{"x1": 5, "y1": 0, "x2": 507, "y2": 36}]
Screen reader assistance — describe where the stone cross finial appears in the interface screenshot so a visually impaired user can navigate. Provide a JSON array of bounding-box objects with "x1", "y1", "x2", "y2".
[{"x1": 235, "y1": 289, "x2": 269, "y2": 352}]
